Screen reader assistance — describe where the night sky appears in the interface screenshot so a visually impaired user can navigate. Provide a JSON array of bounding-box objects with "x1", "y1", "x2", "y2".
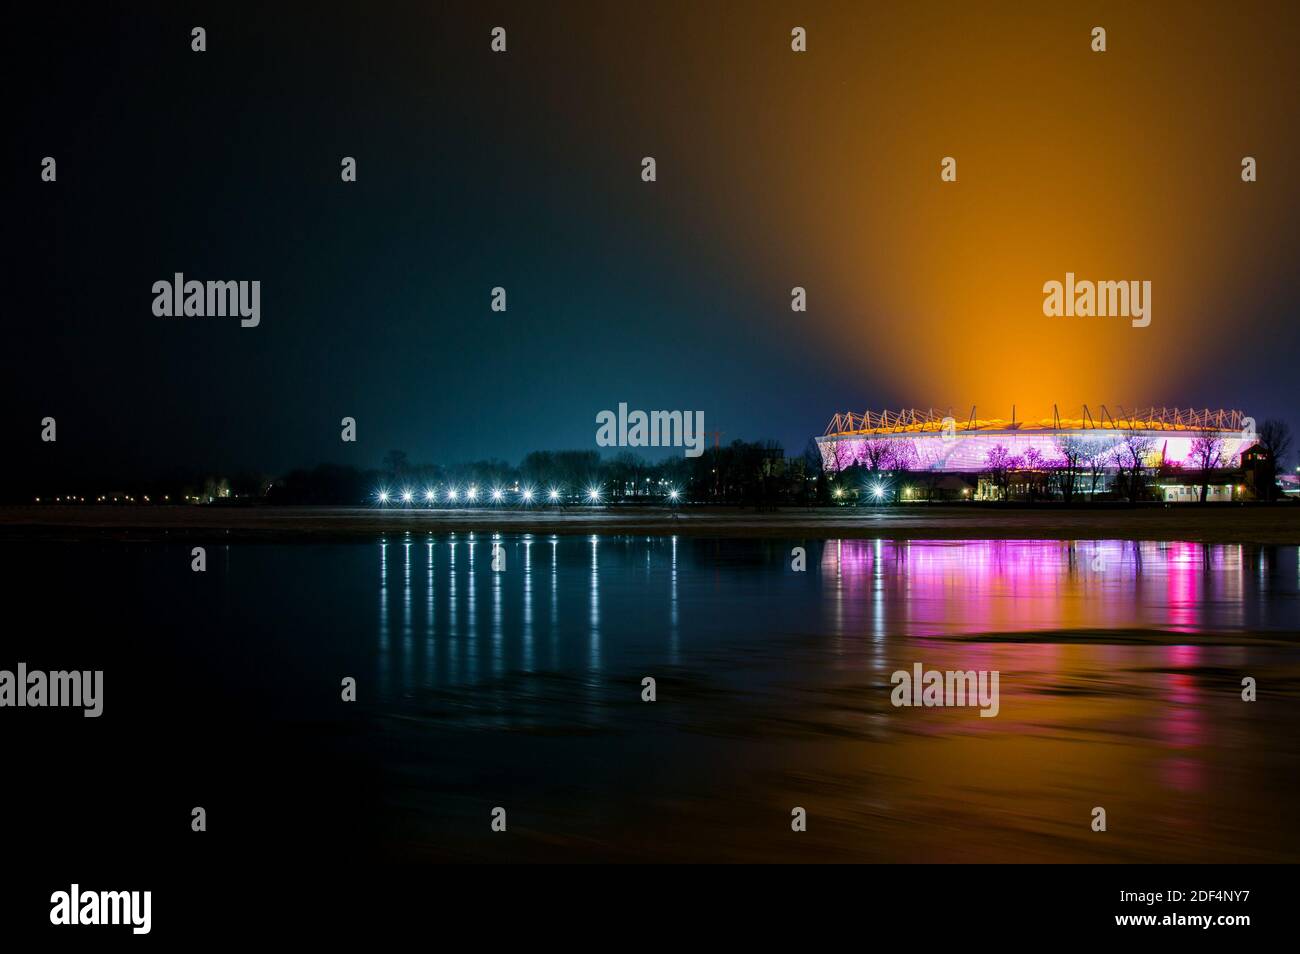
[{"x1": 8, "y1": 1, "x2": 1299, "y2": 486}]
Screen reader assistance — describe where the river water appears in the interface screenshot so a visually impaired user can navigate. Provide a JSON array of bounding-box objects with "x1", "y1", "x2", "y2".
[{"x1": 7, "y1": 535, "x2": 1299, "y2": 863}]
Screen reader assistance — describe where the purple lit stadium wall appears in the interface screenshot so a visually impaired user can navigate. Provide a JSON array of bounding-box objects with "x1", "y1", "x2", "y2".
[{"x1": 816, "y1": 430, "x2": 1254, "y2": 474}]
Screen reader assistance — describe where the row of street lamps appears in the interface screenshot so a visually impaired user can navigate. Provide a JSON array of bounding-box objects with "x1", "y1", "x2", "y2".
[{"x1": 376, "y1": 486, "x2": 681, "y2": 506}]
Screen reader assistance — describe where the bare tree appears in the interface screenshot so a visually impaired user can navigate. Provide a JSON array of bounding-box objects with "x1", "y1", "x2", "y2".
[
  {"x1": 1114, "y1": 431, "x2": 1155, "y2": 503},
  {"x1": 1079, "y1": 435, "x2": 1118, "y2": 500},
  {"x1": 1019, "y1": 447, "x2": 1046, "y2": 502},
  {"x1": 1055, "y1": 435, "x2": 1085, "y2": 503},
  {"x1": 984, "y1": 444, "x2": 1014, "y2": 500},
  {"x1": 889, "y1": 439, "x2": 920, "y2": 473},
  {"x1": 860, "y1": 438, "x2": 892, "y2": 472},
  {"x1": 1257, "y1": 419, "x2": 1293, "y2": 469},
  {"x1": 801, "y1": 438, "x2": 827, "y2": 505},
  {"x1": 833, "y1": 438, "x2": 857, "y2": 473},
  {"x1": 1189, "y1": 430, "x2": 1225, "y2": 503}
]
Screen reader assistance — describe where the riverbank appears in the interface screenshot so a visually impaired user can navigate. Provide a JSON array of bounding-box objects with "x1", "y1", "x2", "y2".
[{"x1": 2, "y1": 503, "x2": 1299, "y2": 544}]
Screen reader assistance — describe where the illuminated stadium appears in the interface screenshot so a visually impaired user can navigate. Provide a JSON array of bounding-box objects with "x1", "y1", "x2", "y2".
[{"x1": 817, "y1": 406, "x2": 1256, "y2": 475}]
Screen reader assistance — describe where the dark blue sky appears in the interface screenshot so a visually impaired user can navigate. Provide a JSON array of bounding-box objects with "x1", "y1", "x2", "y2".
[{"x1": 8, "y1": 2, "x2": 1298, "y2": 484}]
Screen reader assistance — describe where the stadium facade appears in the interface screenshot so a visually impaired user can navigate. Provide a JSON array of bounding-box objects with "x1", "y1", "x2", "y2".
[{"x1": 817, "y1": 407, "x2": 1261, "y2": 500}]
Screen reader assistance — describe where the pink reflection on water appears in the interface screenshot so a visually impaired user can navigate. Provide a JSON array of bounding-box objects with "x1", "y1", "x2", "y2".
[
  {"x1": 1165, "y1": 542, "x2": 1201, "y2": 633},
  {"x1": 1158, "y1": 660, "x2": 1205, "y2": 792},
  {"x1": 820, "y1": 539, "x2": 1245, "y2": 637}
]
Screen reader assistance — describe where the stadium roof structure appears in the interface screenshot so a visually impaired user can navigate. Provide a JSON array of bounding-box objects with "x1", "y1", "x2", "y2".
[{"x1": 823, "y1": 406, "x2": 1250, "y2": 437}]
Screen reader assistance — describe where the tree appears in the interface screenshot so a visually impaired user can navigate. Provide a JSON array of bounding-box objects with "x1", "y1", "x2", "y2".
[
  {"x1": 1020, "y1": 447, "x2": 1048, "y2": 502},
  {"x1": 832, "y1": 438, "x2": 857, "y2": 473},
  {"x1": 382, "y1": 449, "x2": 409, "y2": 482},
  {"x1": 802, "y1": 438, "x2": 828, "y2": 505},
  {"x1": 1055, "y1": 435, "x2": 1085, "y2": 503},
  {"x1": 1257, "y1": 419, "x2": 1293, "y2": 470},
  {"x1": 519, "y1": 451, "x2": 555, "y2": 486},
  {"x1": 1078, "y1": 435, "x2": 1116, "y2": 500},
  {"x1": 1114, "y1": 431, "x2": 1155, "y2": 503},
  {"x1": 889, "y1": 439, "x2": 920, "y2": 473},
  {"x1": 984, "y1": 444, "x2": 1014, "y2": 499},
  {"x1": 859, "y1": 438, "x2": 892, "y2": 473},
  {"x1": 1189, "y1": 430, "x2": 1225, "y2": 503}
]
